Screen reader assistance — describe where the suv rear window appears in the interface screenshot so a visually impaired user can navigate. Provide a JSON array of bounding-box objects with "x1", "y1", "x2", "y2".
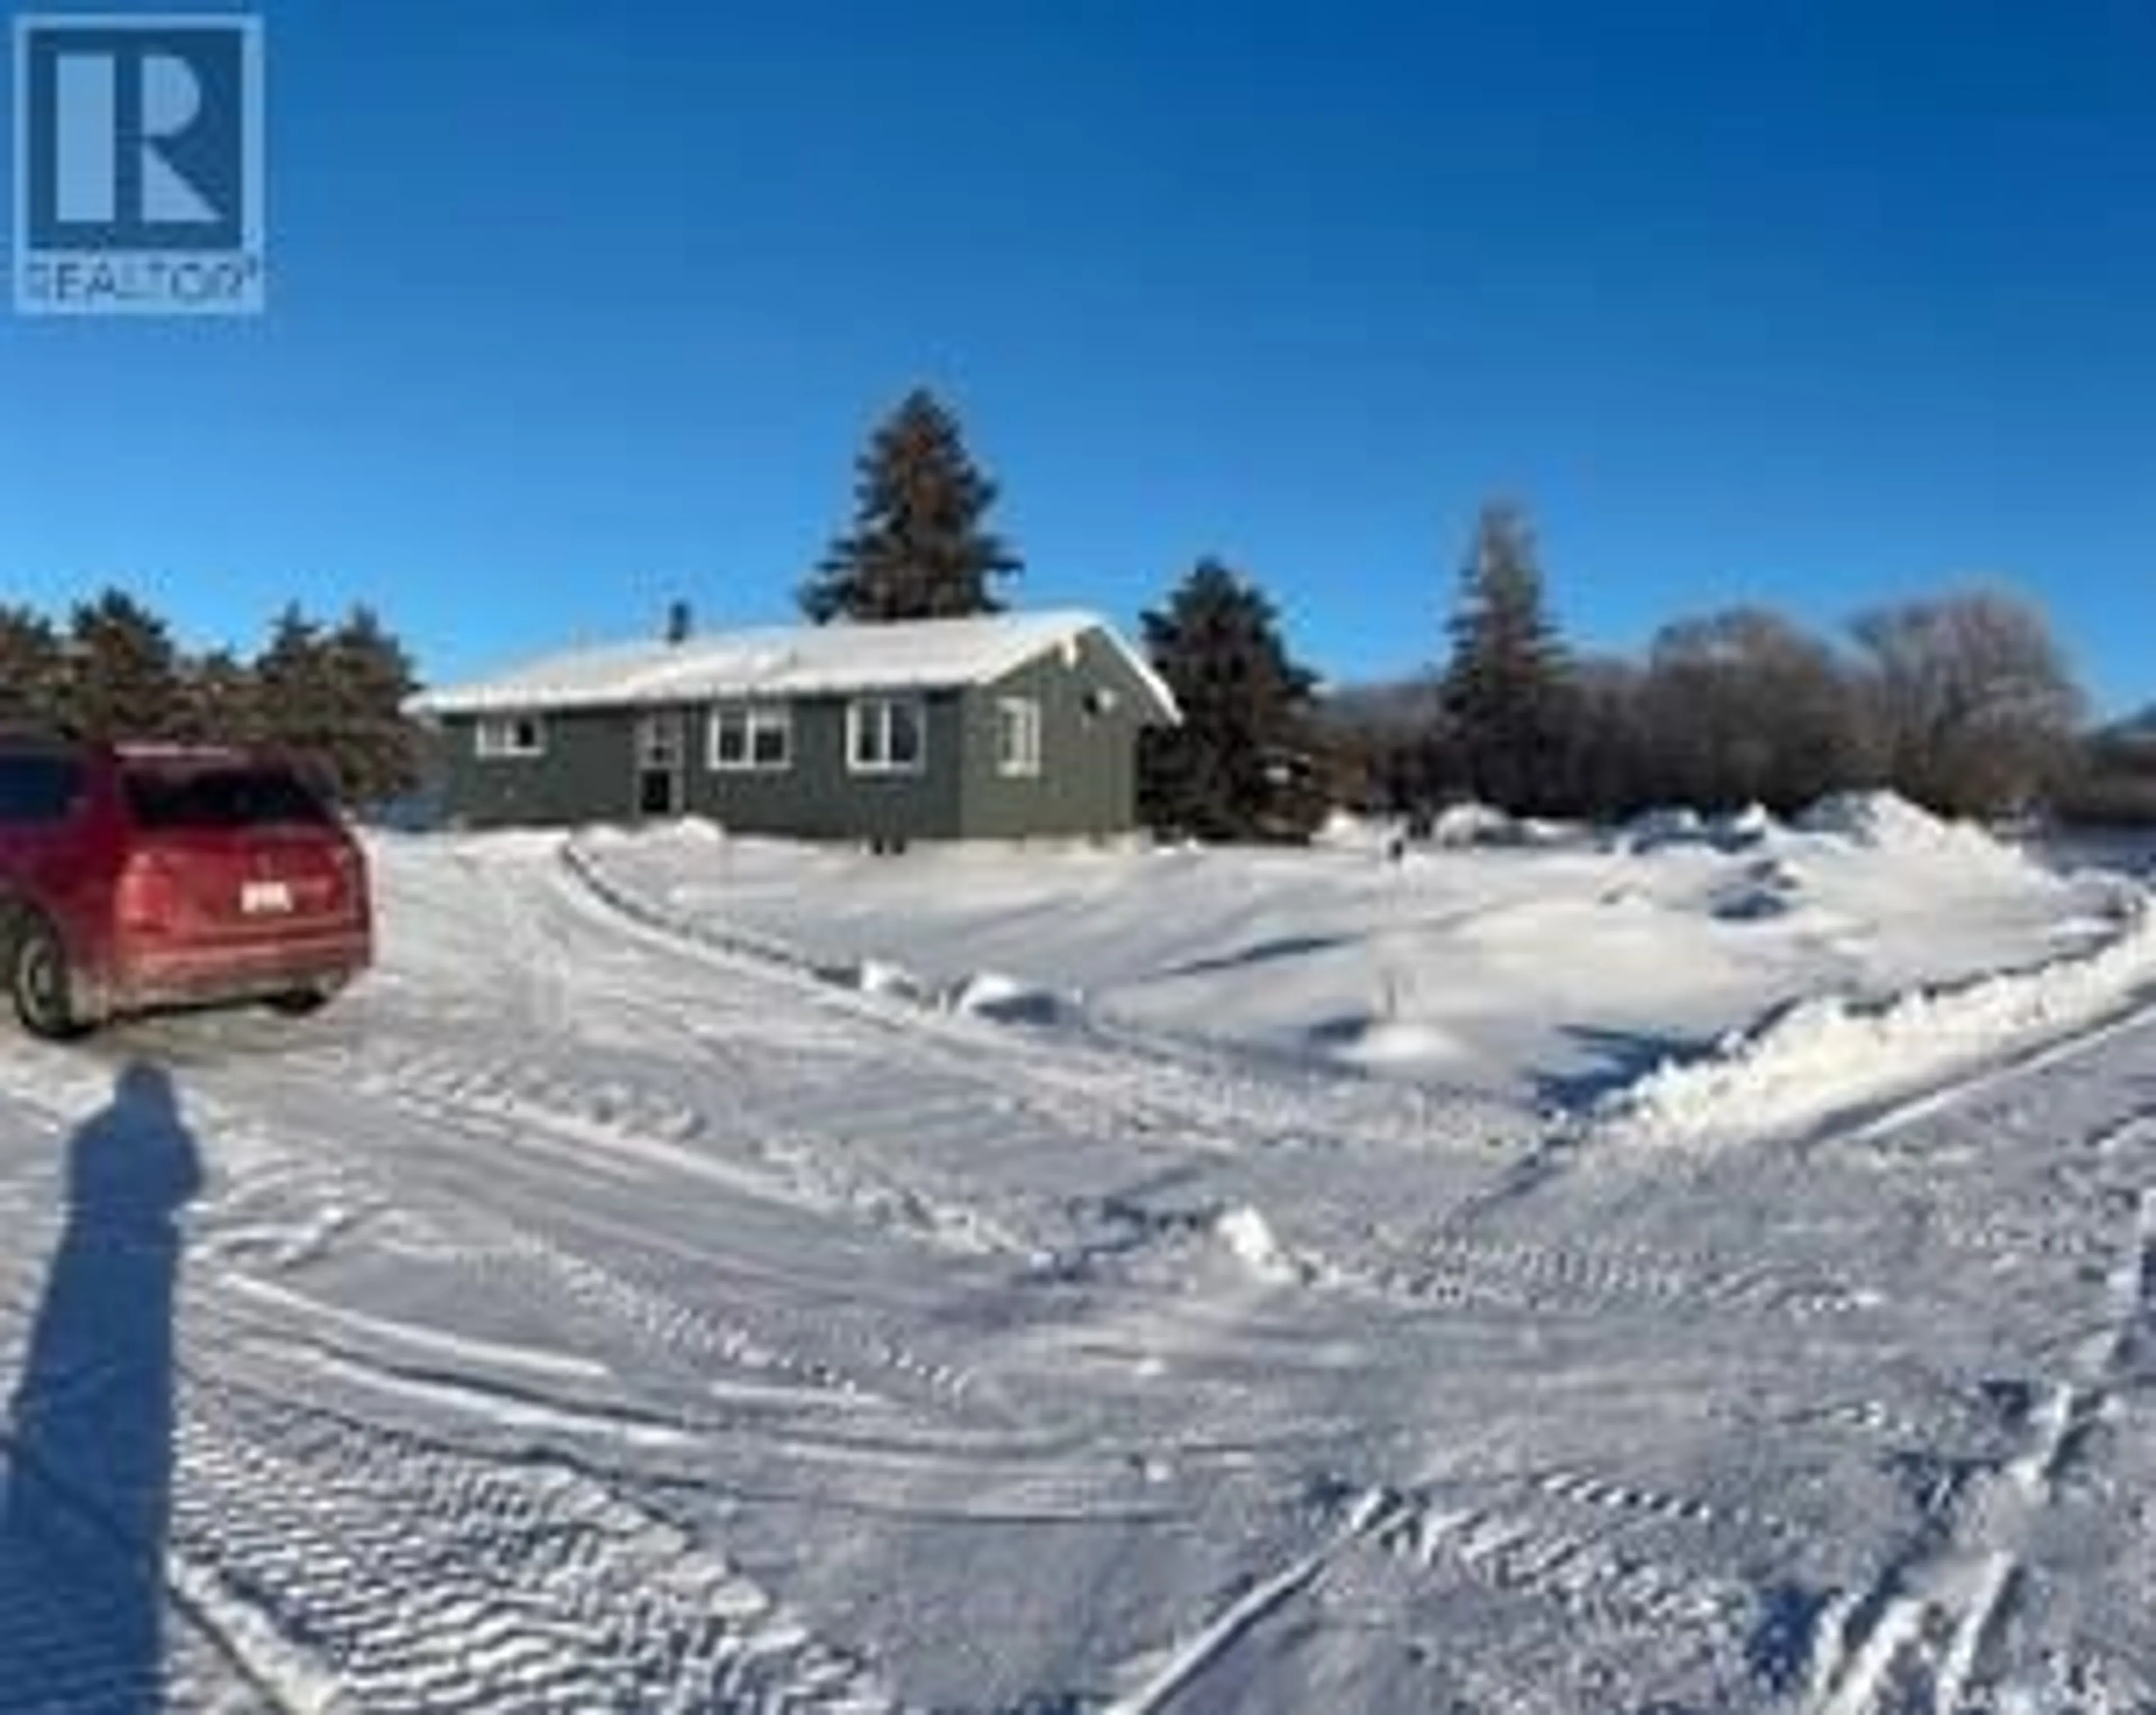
[
  {"x1": 122, "y1": 766, "x2": 335, "y2": 831},
  {"x1": 0, "y1": 753, "x2": 86, "y2": 825}
]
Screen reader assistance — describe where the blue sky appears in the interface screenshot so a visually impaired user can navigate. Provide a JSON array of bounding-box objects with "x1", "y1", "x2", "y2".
[{"x1": 3, "y1": 0, "x2": 2153, "y2": 713}]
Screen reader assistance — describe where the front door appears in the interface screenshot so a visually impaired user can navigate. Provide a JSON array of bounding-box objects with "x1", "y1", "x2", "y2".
[{"x1": 634, "y1": 711, "x2": 686, "y2": 818}]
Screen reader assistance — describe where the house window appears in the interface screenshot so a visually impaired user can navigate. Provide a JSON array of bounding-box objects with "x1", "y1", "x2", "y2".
[
  {"x1": 848, "y1": 696, "x2": 925, "y2": 774},
  {"x1": 710, "y1": 703, "x2": 792, "y2": 772},
  {"x1": 474, "y1": 714, "x2": 546, "y2": 759},
  {"x1": 995, "y1": 697, "x2": 1042, "y2": 777}
]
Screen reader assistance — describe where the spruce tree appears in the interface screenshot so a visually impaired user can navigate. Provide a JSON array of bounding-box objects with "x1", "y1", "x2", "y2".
[
  {"x1": 323, "y1": 605, "x2": 423, "y2": 804},
  {"x1": 252, "y1": 605, "x2": 341, "y2": 787},
  {"x1": 0, "y1": 605, "x2": 66, "y2": 728},
  {"x1": 799, "y1": 387, "x2": 1022, "y2": 623},
  {"x1": 175, "y1": 646, "x2": 260, "y2": 745},
  {"x1": 1139, "y1": 559, "x2": 1322, "y2": 842},
  {"x1": 1441, "y1": 501, "x2": 1574, "y2": 815},
  {"x1": 62, "y1": 588, "x2": 186, "y2": 741}
]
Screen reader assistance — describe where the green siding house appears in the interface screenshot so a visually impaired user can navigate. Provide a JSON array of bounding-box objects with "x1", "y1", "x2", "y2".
[{"x1": 405, "y1": 611, "x2": 1180, "y2": 842}]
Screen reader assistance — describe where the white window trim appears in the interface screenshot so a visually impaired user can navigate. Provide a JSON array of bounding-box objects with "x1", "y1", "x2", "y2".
[
  {"x1": 995, "y1": 696, "x2": 1042, "y2": 778},
  {"x1": 474, "y1": 713, "x2": 547, "y2": 760},
  {"x1": 709, "y1": 703, "x2": 793, "y2": 773},
  {"x1": 847, "y1": 696, "x2": 927, "y2": 776}
]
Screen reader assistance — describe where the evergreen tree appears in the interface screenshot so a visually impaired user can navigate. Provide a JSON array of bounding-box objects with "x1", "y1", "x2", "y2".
[
  {"x1": 0, "y1": 605, "x2": 66, "y2": 728},
  {"x1": 323, "y1": 605, "x2": 423, "y2": 804},
  {"x1": 252, "y1": 604, "x2": 342, "y2": 787},
  {"x1": 1139, "y1": 559, "x2": 1323, "y2": 842},
  {"x1": 0, "y1": 590, "x2": 422, "y2": 806},
  {"x1": 175, "y1": 646, "x2": 261, "y2": 745},
  {"x1": 1440, "y1": 501, "x2": 1574, "y2": 815},
  {"x1": 62, "y1": 588, "x2": 186, "y2": 740},
  {"x1": 799, "y1": 387, "x2": 1022, "y2": 623}
]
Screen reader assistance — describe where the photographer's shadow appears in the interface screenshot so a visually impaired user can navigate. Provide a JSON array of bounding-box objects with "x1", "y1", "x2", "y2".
[{"x1": 0, "y1": 1062, "x2": 202, "y2": 1713}]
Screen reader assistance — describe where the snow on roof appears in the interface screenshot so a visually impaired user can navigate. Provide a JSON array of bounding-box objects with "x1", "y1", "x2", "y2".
[{"x1": 406, "y1": 610, "x2": 1180, "y2": 722}]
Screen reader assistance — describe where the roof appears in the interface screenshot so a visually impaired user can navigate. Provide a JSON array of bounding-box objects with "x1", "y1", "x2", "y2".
[{"x1": 406, "y1": 609, "x2": 1180, "y2": 723}]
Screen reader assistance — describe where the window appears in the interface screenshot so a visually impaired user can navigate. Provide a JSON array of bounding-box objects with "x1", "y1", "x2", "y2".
[
  {"x1": 995, "y1": 697, "x2": 1042, "y2": 777},
  {"x1": 474, "y1": 714, "x2": 546, "y2": 759},
  {"x1": 848, "y1": 697, "x2": 925, "y2": 774},
  {"x1": 122, "y1": 765, "x2": 332, "y2": 829},
  {"x1": 638, "y1": 712, "x2": 686, "y2": 769},
  {"x1": 0, "y1": 754, "x2": 85, "y2": 825},
  {"x1": 709, "y1": 704, "x2": 792, "y2": 772}
]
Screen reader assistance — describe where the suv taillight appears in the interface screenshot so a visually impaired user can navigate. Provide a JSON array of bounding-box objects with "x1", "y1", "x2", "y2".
[{"x1": 116, "y1": 852, "x2": 181, "y2": 932}]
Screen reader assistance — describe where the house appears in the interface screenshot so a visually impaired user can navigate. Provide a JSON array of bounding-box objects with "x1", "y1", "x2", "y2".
[{"x1": 404, "y1": 610, "x2": 1181, "y2": 842}]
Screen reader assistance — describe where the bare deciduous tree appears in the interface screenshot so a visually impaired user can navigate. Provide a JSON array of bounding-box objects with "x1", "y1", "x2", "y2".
[
  {"x1": 1638, "y1": 607, "x2": 1871, "y2": 814},
  {"x1": 1851, "y1": 586, "x2": 2084, "y2": 818}
]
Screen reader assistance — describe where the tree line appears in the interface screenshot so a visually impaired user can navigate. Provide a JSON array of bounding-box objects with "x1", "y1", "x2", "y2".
[
  {"x1": 14, "y1": 386, "x2": 2141, "y2": 840},
  {"x1": 1330, "y1": 500, "x2": 2093, "y2": 831},
  {"x1": 808, "y1": 388, "x2": 2131, "y2": 839},
  {"x1": 0, "y1": 590, "x2": 422, "y2": 806}
]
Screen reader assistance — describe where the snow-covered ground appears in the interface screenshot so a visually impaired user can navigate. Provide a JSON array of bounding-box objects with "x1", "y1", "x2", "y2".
[
  {"x1": 573, "y1": 797, "x2": 2154, "y2": 1121},
  {"x1": 1, "y1": 804, "x2": 2153, "y2": 1711}
]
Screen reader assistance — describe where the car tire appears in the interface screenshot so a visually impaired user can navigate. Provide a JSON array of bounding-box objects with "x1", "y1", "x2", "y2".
[{"x1": 11, "y1": 915, "x2": 86, "y2": 1041}]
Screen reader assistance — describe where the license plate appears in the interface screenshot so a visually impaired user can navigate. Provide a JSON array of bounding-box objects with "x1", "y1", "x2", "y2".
[{"x1": 241, "y1": 879, "x2": 293, "y2": 915}]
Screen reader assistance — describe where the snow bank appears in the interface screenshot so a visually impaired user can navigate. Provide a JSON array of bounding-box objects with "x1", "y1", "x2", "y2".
[
  {"x1": 1600, "y1": 895, "x2": 2156, "y2": 1148},
  {"x1": 1707, "y1": 856, "x2": 1806, "y2": 923},
  {"x1": 1614, "y1": 806, "x2": 1708, "y2": 852},
  {"x1": 944, "y1": 970, "x2": 1080, "y2": 1027},
  {"x1": 1721, "y1": 802, "x2": 1775, "y2": 843},
  {"x1": 1429, "y1": 802, "x2": 1527, "y2": 848},
  {"x1": 1422, "y1": 802, "x2": 1575, "y2": 849},
  {"x1": 1312, "y1": 809, "x2": 1395, "y2": 852},
  {"x1": 852, "y1": 957, "x2": 930, "y2": 1004},
  {"x1": 1603, "y1": 791, "x2": 2050, "y2": 881},
  {"x1": 1309, "y1": 1014, "x2": 1460, "y2": 1070},
  {"x1": 1795, "y1": 791, "x2": 2034, "y2": 878},
  {"x1": 1208, "y1": 1204, "x2": 1308, "y2": 1285},
  {"x1": 1610, "y1": 803, "x2": 1774, "y2": 855},
  {"x1": 556, "y1": 796, "x2": 2135, "y2": 1112}
]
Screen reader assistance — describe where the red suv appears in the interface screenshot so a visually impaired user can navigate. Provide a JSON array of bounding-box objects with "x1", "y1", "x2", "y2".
[{"x1": 0, "y1": 736, "x2": 373, "y2": 1038}]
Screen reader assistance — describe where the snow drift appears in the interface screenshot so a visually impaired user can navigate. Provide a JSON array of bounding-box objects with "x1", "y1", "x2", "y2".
[
  {"x1": 563, "y1": 793, "x2": 2152, "y2": 1116},
  {"x1": 1598, "y1": 892, "x2": 2156, "y2": 1148}
]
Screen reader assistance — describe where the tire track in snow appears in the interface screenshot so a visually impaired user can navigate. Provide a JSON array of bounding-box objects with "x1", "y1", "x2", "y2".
[
  {"x1": 1097, "y1": 1452, "x2": 1773, "y2": 1704},
  {"x1": 0, "y1": 1045, "x2": 892, "y2": 1418},
  {"x1": 1100, "y1": 1487, "x2": 1404, "y2": 1715},
  {"x1": 552, "y1": 839, "x2": 1917, "y2": 1337},
  {"x1": 165, "y1": 1372, "x2": 900, "y2": 1713},
  {"x1": 1360, "y1": 1229, "x2": 1879, "y2": 1325},
  {"x1": 325, "y1": 1028, "x2": 1038, "y2": 1266},
  {"x1": 147, "y1": 1022, "x2": 1002, "y2": 1420},
  {"x1": 0, "y1": 1068, "x2": 902, "y2": 1710},
  {"x1": 0, "y1": 1043, "x2": 981, "y2": 1707},
  {"x1": 1805, "y1": 1175, "x2": 2156, "y2": 1714},
  {"x1": 1838, "y1": 997, "x2": 2156, "y2": 1157},
  {"x1": 0, "y1": 1415, "x2": 300, "y2": 1715},
  {"x1": 1364, "y1": 1472, "x2": 1754, "y2": 1636}
]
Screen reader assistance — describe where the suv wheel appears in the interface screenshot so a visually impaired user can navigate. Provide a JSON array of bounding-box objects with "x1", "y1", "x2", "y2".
[{"x1": 11, "y1": 916, "x2": 85, "y2": 1041}]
